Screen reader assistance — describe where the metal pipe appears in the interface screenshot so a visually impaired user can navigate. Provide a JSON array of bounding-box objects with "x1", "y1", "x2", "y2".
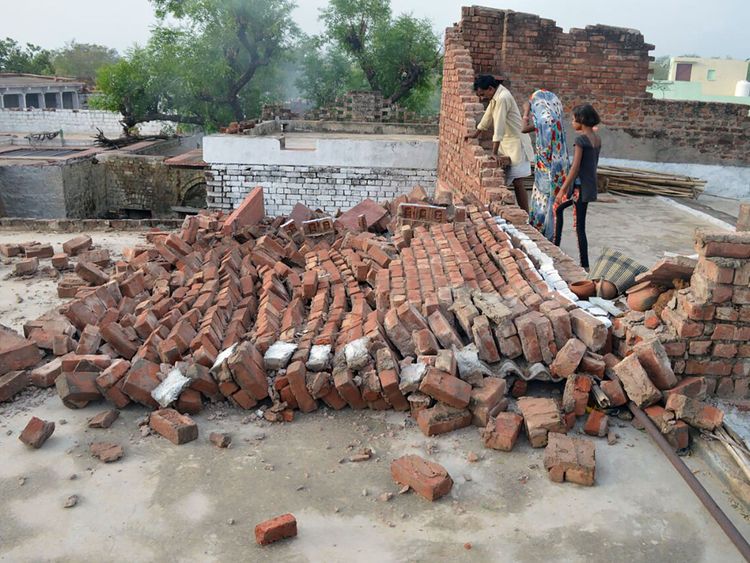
[{"x1": 629, "y1": 403, "x2": 750, "y2": 562}]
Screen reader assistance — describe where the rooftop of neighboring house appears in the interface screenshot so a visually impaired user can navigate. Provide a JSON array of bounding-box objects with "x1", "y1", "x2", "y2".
[{"x1": 0, "y1": 73, "x2": 87, "y2": 90}]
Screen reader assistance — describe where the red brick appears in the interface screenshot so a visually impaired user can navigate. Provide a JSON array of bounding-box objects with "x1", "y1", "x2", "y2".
[
  {"x1": 90, "y1": 441, "x2": 124, "y2": 463},
  {"x1": 88, "y1": 409, "x2": 119, "y2": 429},
  {"x1": 569, "y1": 309, "x2": 608, "y2": 351},
  {"x1": 633, "y1": 339, "x2": 677, "y2": 390},
  {"x1": 481, "y1": 412, "x2": 523, "y2": 451},
  {"x1": 665, "y1": 394, "x2": 723, "y2": 431},
  {"x1": 391, "y1": 455, "x2": 453, "y2": 501},
  {"x1": 517, "y1": 397, "x2": 566, "y2": 447},
  {"x1": 62, "y1": 235, "x2": 92, "y2": 256},
  {"x1": 611, "y1": 354, "x2": 661, "y2": 407},
  {"x1": 416, "y1": 403, "x2": 472, "y2": 435},
  {"x1": 51, "y1": 253, "x2": 70, "y2": 270},
  {"x1": 255, "y1": 513, "x2": 297, "y2": 545},
  {"x1": 176, "y1": 388, "x2": 204, "y2": 414},
  {"x1": 413, "y1": 328, "x2": 439, "y2": 356},
  {"x1": 472, "y1": 315, "x2": 500, "y2": 363},
  {"x1": 24, "y1": 244, "x2": 53, "y2": 259},
  {"x1": 149, "y1": 408, "x2": 199, "y2": 444},
  {"x1": 427, "y1": 310, "x2": 463, "y2": 349},
  {"x1": 19, "y1": 416, "x2": 55, "y2": 448},
  {"x1": 543, "y1": 432, "x2": 596, "y2": 486},
  {"x1": 56, "y1": 372, "x2": 101, "y2": 408},
  {"x1": 600, "y1": 379, "x2": 627, "y2": 407},
  {"x1": 30, "y1": 358, "x2": 63, "y2": 388},
  {"x1": 333, "y1": 366, "x2": 366, "y2": 409},
  {"x1": 469, "y1": 377, "x2": 507, "y2": 426},
  {"x1": 419, "y1": 368, "x2": 471, "y2": 408},
  {"x1": 75, "y1": 261, "x2": 109, "y2": 286},
  {"x1": 550, "y1": 338, "x2": 587, "y2": 378},
  {"x1": 286, "y1": 360, "x2": 317, "y2": 413},
  {"x1": 121, "y1": 359, "x2": 161, "y2": 408},
  {"x1": 0, "y1": 370, "x2": 29, "y2": 402},
  {"x1": 14, "y1": 257, "x2": 38, "y2": 276},
  {"x1": 583, "y1": 410, "x2": 609, "y2": 437},
  {"x1": 100, "y1": 322, "x2": 139, "y2": 359},
  {"x1": 222, "y1": 186, "x2": 265, "y2": 236}
]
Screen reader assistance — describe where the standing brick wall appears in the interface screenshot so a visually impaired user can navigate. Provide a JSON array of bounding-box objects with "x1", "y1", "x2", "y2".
[
  {"x1": 206, "y1": 164, "x2": 437, "y2": 216},
  {"x1": 438, "y1": 6, "x2": 750, "y2": 200}
]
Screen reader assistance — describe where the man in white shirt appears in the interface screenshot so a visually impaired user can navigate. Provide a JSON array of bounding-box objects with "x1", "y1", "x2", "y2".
[{"x1": 464, "y1": 75, "x2": 535, "y2": 213}]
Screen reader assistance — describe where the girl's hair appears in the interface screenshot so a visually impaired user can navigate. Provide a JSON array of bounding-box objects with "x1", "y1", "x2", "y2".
[
  {"x1": 473, "y1": 75, "x2": 502, "y2": 91},
  {"x1": 573, "y1": 103, "x2": 601, "y2": 127}
]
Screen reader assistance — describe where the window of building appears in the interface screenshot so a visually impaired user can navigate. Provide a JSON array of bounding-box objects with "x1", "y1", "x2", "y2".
[
  {"x1": 707, "y1": 69, "x2": 717, "y2": 81},
  {"x1": 25, "y1": 93, "x2": 41, "y2": 108},
  {"x1": 44, "y1": 93, "x2": 58, "y2": 108},
  {"x1": 62, "y1": 92, "x2": 74, "y2": 109},
  {"x1": 3, "y1": 93, "x2": 21, "y2": 108},
  {"x1": 675, "y1": 63, "x2": 692, "y2": 81}
]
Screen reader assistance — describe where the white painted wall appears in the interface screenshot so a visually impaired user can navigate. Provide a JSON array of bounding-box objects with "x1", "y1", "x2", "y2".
[
  {"x1": 203, "y1": 134, "x2": 438, "y2": 170},
  {"x1": 0, "y1": 109, "x2": 167, "y2": 137}
]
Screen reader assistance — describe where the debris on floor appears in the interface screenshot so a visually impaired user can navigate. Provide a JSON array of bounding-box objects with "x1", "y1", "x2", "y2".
[{"x1": 255, "y1": 513, "x2": 298, "y2": 546}]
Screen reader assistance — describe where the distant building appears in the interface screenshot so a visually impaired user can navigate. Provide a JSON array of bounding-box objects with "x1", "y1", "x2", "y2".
[
  {"x1": 668, "y1": 56, "x2": 749, "y2": 97},
  {"x1": 0, "y1": 73, "x2": 88, "y2": 110}
]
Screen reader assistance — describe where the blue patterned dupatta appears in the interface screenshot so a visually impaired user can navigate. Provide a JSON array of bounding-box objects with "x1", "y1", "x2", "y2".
[{"x1": 528, "y1": 90, "x2": 570, "y2": 240}]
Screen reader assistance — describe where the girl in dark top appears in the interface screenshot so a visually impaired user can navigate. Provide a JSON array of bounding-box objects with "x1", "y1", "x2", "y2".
[{"x1": 554, "y1": 103, "x2": 601, "y2": 270}]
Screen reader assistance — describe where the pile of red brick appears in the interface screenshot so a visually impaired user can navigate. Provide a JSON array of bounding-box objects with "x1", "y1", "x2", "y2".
[{"x1": 1, "y1": 187, "x2": 735, "y2": 487}]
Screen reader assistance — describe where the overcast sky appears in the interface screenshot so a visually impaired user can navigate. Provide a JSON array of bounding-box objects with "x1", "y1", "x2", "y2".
[{"x1": 1, "y1": 0, "x2": 748, "y2": 59}]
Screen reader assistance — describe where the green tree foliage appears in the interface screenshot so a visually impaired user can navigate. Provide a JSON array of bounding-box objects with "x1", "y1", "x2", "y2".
[
  {"x1": 295, "y1": 38, "x2": 367, "y2": 108},
  {"x1": 0, "y1": 38, "x2": 54, "y2": 74},
  {"x1": 52, "y1": 41, "x2": 119, "y2": 82},
  {"x1": 651, "y1": 55, "x2": 671, "y2": 80},
  {"x1": 317, "y1": 0, "x2": 441, "y2": 111},
  {"x1": 93, "y1": 0, "x2": 298, "y2": 132}
]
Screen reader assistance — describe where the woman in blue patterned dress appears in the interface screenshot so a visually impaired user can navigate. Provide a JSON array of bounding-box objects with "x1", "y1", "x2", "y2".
[{"x1": 521, "y1": 90, "x2": 570, "y2": 240}]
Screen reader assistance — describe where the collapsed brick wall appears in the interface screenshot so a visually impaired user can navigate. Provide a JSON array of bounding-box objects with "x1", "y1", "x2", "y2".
[
  {"x1": 438, "y1": 6, "x2": 750, "y2": 197},
  {"x1": 206, "y1": 164, "x2": 437, "y2": 217}
]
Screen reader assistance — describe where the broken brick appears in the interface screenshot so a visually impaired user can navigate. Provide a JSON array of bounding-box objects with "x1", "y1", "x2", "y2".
[
  {"x1": 391, "y1": 454, "x2": 453, "y2": 501},
  {"x1": 149, "y1": 408, "x2": 199, "y2": 444},
  {"x1": 481, "y1": 412, "x2": 523, "y2": 451},
  {"x1": 19, "y1": 416, "x2": 55, "y2": 448},
  {"x1": 543, "y1": 432, "x2": 596, "y2": 486},
  {"x1": 255, "y1": 513, "x2": 297, "y2": 546}
]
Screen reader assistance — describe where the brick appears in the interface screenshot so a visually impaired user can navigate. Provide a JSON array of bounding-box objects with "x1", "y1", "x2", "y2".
[
  {"x1": 600, "y1": 379, "x2": 627, "y2": 407},
  {"x1": 562, "y1": 373, "x2": 592, "y2": 416},
  {"x1": 255, "y1": 513, "x2": 297, "y2": 546},
  {"x1": 62, "y1": 235, "x2": 92, "y2": 256},
  {"x1": 469, "y1": 377, "x2": 506, "y2": 426},
  {"x1": 471, "y1": 315, "x2": 500, "y2": 363},
  {"x1": 481, "y1": 412, "x2": 523, "y2": 451},
  {"x1": 569, "y1": 309, "x2": 608, "y2": 351},
  {"x1": 19, "y1": 416, "x2": 55, "y2": 448},
  {"x1": 333, "y1": 366, "x2": 366, "y2": 409},
  {"x1": 515, "y1": 312, "x2": 542, "y2": 363},
  {"x1": 427, "y1": 310, "x2": 463, "y2": 349},
  {"x1": 633, "y1": 339, "x2": 678, "y2": 390},
  {"x1": 434, "y1": 350, "x2": 456, "y2": 376},
  {"x1": 121, "y1": 359, "x2": 161, "y2": 408},
  {"x1": 30, "y1": 358, "x2": 63, "y2": 388},
  {"x1": 0, "y1": 370, "x2": 28, "y2": 402},
  {"x1": 517, "y1": 397, "x2": 566, "y2": 447},
  {"x1": 550, "y1": 338, "x2": 587, "y2": 379},
  {"x1": 228, "y1": 342, "x2": 269, "y2": 401},
  {"x1": 286, "y1": 360, "x2": 317, "y2": 413},
  {"x1": 384, "y1": 309, "x2": 416, "y2": 357},
  {"x1": 391, "y1": 455, "x2": 453, "y2": 501},
  {"x1": 56, "y1": 372, "x2": 101, "y2": 408},
  {"x1": 100, "y1": 322, "x2": 139, "y2": 359},
  {"x1": 176, "y1": 388, "x2": 203, "y2": 414},
  {"x1": 88, "y1": 409, "x2": 119, "y2": 429},
  {"x1": 223, "y1": 186, "x2": 265, "y2": 236},
  {"x1": 413, "y1": 328, "x2": 439, "y2": 356},
  {"x1": 51, "y1": 253, "x2": 70, "y2": 270},
  {"x1": 24, "y1": 244, "x2": 54, "y2": 259},
  {"x1": 543, "y1": 432, "x2": 596, "y2": 486},
  {"x1": 75, "y1": 261, "x2": 109, "y2": 286},
  {"x1": 419, "y1": 368, "x2": 471, "y2": 408},
  {"x1": 0, "y1": 243, "x2": 21, "y2": 257},
  {"x1": 416, "y1": 403, "x2": 472, "y2": 436},
  {"x1": 210, "y1": 432, "x2": 231, "y2": 448},
  {"x1": 665, "y1": 394, "x2": 723, "y2": 431},
  {"x1": 583, "y1": 410, "x2": 609, "y2": 437},
  {"x1": 149, "y1": 408, "x2": 199, "y2": 444},
  {"x1": 611, "y1": 354, "x2": 661, "y2": 407},
  {"x1": 14, "y1": 257, "x2": 38, "y2": 276}
]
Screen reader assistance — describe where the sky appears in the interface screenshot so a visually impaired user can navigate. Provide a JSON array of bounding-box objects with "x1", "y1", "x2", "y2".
[{"x1": 1, "y1": 0, "x2": 748, "y2": 59}]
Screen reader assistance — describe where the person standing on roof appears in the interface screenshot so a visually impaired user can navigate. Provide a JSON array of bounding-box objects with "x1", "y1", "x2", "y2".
[{"x1": 464, "y1": 75, "x2": 535, "y2": 213}]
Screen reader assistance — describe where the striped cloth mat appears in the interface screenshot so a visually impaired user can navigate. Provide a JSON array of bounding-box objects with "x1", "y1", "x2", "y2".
[{"x1": 588, "y1": 247, "x2": 648, "y2": 294}]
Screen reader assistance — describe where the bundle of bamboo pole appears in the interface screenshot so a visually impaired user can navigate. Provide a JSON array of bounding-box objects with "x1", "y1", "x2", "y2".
[{"x1": 597, "y1": 165, "x2": 706, "y2": 199}]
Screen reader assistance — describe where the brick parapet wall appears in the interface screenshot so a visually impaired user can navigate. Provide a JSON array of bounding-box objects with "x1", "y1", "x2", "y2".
[
  {"x1": 206, "y1": 164, "x2": 437, "y2": 216},
  {"x1": 437, "y1": 6, "x2": 749, "y2": 197}
]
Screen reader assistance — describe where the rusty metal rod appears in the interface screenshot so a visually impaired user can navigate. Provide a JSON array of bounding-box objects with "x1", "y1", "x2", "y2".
[{"x1": 629, "y1": 403, "x2": 750, "y2": 562}]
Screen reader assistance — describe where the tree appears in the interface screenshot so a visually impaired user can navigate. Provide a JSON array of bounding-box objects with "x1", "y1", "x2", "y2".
[
  {"x1": 651, "y1": 55, "x2": 671, "y2": 81},
  {"x1": 319, "y1": 0, "x2": 441, "y2": 110},
  {"x1": 52, "y1": 41, "x2": 119, "y2": 82},
  {"x1": 0, "y1": 38, "x2": 54, "y2": 74},
  {"x1": 92, "y1": 0, "x2": 299, "y2": 132},
  {"x1": 295, "y1": 38, "x2": 367, "y2": 108}
]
